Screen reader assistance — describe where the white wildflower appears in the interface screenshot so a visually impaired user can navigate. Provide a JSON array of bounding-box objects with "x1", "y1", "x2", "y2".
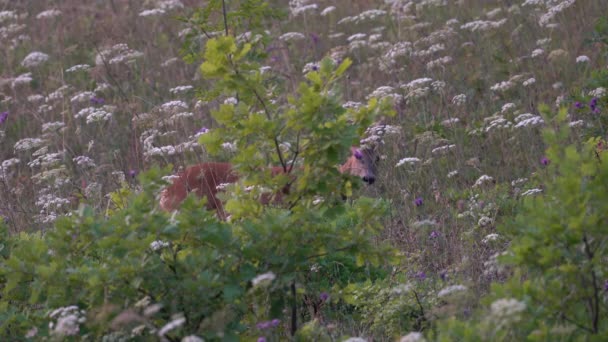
[
  {"x1": 521, "y1": 188, "x2": 543, "y2": 196},
  {"x1": 431, "y1": 144, "x2": 456, "y2": 155},
  {"x1": 576, "y1": 55, "x2": 590, "y2": 63},
  {"x1": 342, "y1": 101, "x2": 363, "y2": 109},
  {"x1": 28, "y1": 94, "x2": 44, "y2": 103},
  {"x1": 150, "y1": 240, "x2": 170, "y2": 251},
  {"x1": 169, "y1": 85, "x2": 193, "y2": 94},
  {"x1": 291, "y1": 4, "x2": 318, "y2": 16},
  {"x1": 158, "y1": 315, "x2": 185, "y2": 337},
  {"x1": 396, "y1": 157, "x2": 421, "y2": 167},
  {"x1": 478, "y1": 216, "x2": 493, "y2": 227},
  {"x1": 399, "y1": 332, "x2": 426, "y2": 342},
  {"x1": 347, "y1": 33, "x2": 367, "y2": 42},
  {"x1": 514, "y1": 114, "x2": 544, "y2": 128},
  {"x1": 223, "y1": 97, "x2": 238, "y2": 105},
  {"x1": 522, "y1": 78, "x2": 536, "y2": 87},
  {"x1": 531, "y1": 48, "x2": 544, "y2": 58},
  {"x1": 12, "y1": 72, "x2": 33, "y2": 87},
  {"x1": 392, "y1": 283, "x2": 412, "y2": 295},
  {"x1": 569, "y1": 120, "x2": 585, "y2": 128},
  {"x1": 452, "y1": 94, "x2": 466, "y2": 106},
  {"x1": 320, "y1": 6, "x2": 336, "y2": 16},
  {"x1": 2, "y1": 158, "x2": 20, "y2": 169},
  {"x1": 21, "y1": 51, "x2": 50, "y2": 68},
  {"x1": 589, "y1": 87, "x2": 606, "y2": 98},
  {"x1": 490, "y1": 298, "x2": 526, "y2": 325},
  {"x1": 501, "y1": 103, "x2": 516, "y2": 113},
  {"x1": 437, "y1": 285, "x2": 467, "y2": 298},
  {"x1": 302, "y1": 62, "x2": 319, "y2": 74},
  {"x1": 161, "y1": 57, "x2": 179, "y2": 67},
  {"x1": 411, "y1": 219, "x2": 437, "y2": 228},
  {"x1": 66, "y1": 64, "x2": 91, "y2": 73},
  {"x1": 161, "y1": 100, "x2": 188, "y2": 113},
  {"x1": 222, "y1": 142, "x2": 237, "y2": 152},
  {"x1": 473, "y1": 175, "x2": 494, "y2": 187},
  {"x1": 70, "y1": 91, "x2": 96, "y2": 104},
  {"x1": 447, "y1": 170, "x2": 458, "y2": 178},
  {"x1": 0, "y1": 11, "x2": 17, "y2": 23},
  {"x1": 139, "y1": 8, "x2": 166, "y2": 17},
  {"x1": 279, "y1": 32, "x2": 305, "y2": 42},
  {"x1": 36, "y1": 9, "x2": 62, "y2": 19},
  {"x1": 426, "y1": 56, "x2": 452, "y2": 70},
  {"x1": 73, "y1": 156, "x2": 96, "y2": 168},
  {"x1": 344, "y1": 338, "x2": 368, "y2": 342},
  {"x1": 460, "y1": 19, "x2": 507, "y2": 32},
  {"x1": 182, "y1": 336, "x2": 204, "y2": 342},
  {"x1": 482, "y1": 233, "x2": 500, "y2": 244},
  {"x1": 539, "y1": 0, "x2": 577, "y2": 27},
  {"x1": 490, "y1": 81, "x2": 514, "y2": 92},
  {"x1": 252, "y1": 272, "x2": 276, "y2": 287},
  {"x1": 441, "y1": 118, "x2": 460, "y2": 126},
  {"x1": 14, "y1": 138, "x2": 45, "y2": 152}
]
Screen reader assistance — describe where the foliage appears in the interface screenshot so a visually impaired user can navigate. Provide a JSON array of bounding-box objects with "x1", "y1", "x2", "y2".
[
  {"x1": 0, "y1": 1, "x2": 396, "y2": 340},
  {"x1": 433, "y1": 108, "x2": 608, "y2": 340}
]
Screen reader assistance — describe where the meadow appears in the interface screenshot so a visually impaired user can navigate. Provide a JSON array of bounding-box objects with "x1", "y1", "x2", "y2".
[{"x1": 1, "y1": 0, "x2": 608, "y2": 340}]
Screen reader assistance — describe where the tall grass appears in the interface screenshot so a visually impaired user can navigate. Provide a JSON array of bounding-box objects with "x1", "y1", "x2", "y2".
[{"x1": 1, "y1": 0, "x2": 607, "y2": 339}]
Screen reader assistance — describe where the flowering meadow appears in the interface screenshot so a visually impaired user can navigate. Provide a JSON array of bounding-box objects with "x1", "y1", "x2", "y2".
[{"x1": 1, "y1": 0, "x2": 608, "y2": 340}]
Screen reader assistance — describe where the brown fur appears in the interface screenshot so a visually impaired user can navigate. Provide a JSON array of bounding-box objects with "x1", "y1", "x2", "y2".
[{"x1": 159, "y1": 147, "x2": 378, "y2": 217}]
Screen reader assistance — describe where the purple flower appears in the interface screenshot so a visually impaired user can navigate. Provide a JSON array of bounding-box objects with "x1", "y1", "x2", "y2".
[
  {"x1": 310, "y1": 32, "x2": 319, "y2": 45},
  {"x1": 257, "y1": 338, "x2": 267, "y2": 342},
  {"x1": 129, "y1": 169, "x2": 137, "y2": 178},
  {"x1": 540, "y1": 156, "x2": 550, "y2": 166},
  {"x1": 0, "y1": 111, "x2": 8, "y2": 125},
  {"x1": 590, "y1": 97, "x2": 599, "y2": 112},
  {"x1": 415, "y1": 271, "x2": 426, "y2": 281},
  {"x1": 256, "y1": 321, "x2": 271, "y2": 330},
  {"x1": 320, "y1": 292, "x2": 330, "y2": 302},
  {"x1": 574, "y1": 101, "x2": 584, "y2": 109},
  {"x1": 197, "y1": 126, "x2": 209, "y2": 134},
  {"x1": 429, "y1": 231, "x2": 439, "y2": 239},
  {"x1": 257, "y1": 319, "x2": 280, "y2": 330},
  {"x1": 90, "y1": 97, "x2": 105, "y2": 105},
  {"x1": 604, "y1": 280, "x2": 608, "y2": 292},
  {"x1": 353, "y1": 149, "x2": 363, "y2": 160},
  {"x1": 440, "y1": 271, "x2": 448, "y2": 281},
  {"x1": 414, "y1": 197, "x2": 423, "y2": 207}
]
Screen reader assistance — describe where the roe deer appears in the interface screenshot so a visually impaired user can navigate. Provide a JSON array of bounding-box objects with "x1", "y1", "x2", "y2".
[{"x1": 159, "y1": 147, "x2": 378, "y2": 217}]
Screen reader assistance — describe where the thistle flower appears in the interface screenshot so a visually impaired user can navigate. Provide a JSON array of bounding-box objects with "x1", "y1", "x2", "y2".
[
  {"x1": 0, "y1": 111, "x2": 8, "y2": 125},
  {"x1": 414, "y1": 197, "x2": 423, "y2": 207},
  {"x1": 540, "y1": 156, "x2": 550, "y2": 166},
  {"x1": 320, "y1": 292, "x2": 330, "y2": 302}
]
